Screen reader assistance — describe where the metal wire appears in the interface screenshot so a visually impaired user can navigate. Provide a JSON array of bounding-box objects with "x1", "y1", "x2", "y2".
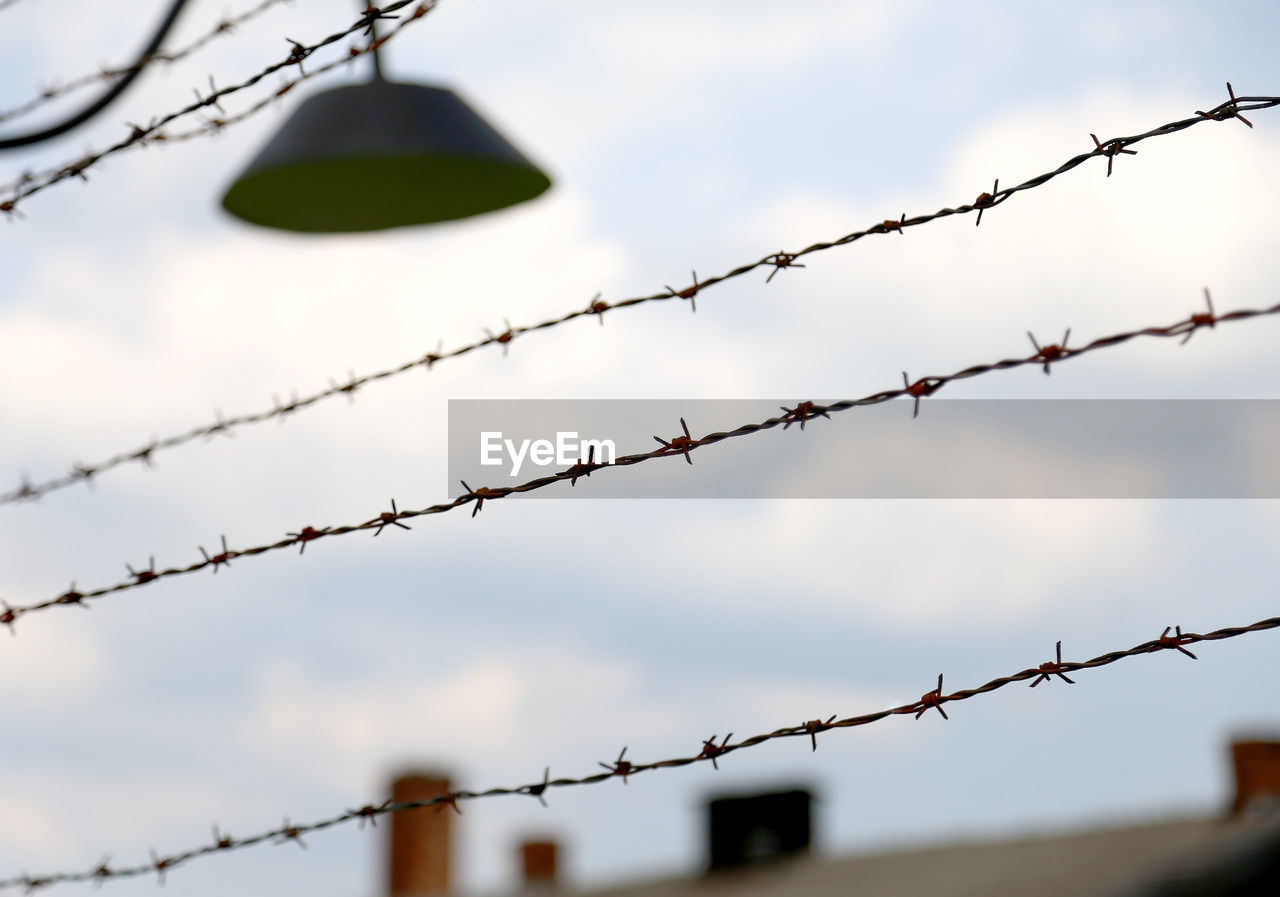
[
  {"x1": 0, "y1": 0, "x2": 293, "y2": 128},
  {"x1": 0, "y1": 1, "x2": 434, "y2": 212},
  {"x1": 2, "y1": 613, "x2": 1274, "y2": 892},
  {"x1": 2, "y1": 85, "x2": 1271, "y2": 503},
  {"x1": 0, "y1": 0, "x2": 200, "y2": 151},
  {"x1": 2, "y1": 294, "x2": 1274, "y2": 633}
]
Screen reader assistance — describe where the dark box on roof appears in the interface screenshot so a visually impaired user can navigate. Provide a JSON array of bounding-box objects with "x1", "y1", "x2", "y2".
[{"x1": 706, "y1": 789, "x2": 812, "y2": 872}]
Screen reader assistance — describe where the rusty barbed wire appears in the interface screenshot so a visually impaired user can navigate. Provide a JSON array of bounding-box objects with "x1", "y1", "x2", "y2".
[
  {"x1": 2, "y1": 294, "x2": 1276, "y2": 633},
  {"x1": 3, "y1": 86, "x2": 1273, "y2": 502},
  {"x1": 2, "y1": 613, "x2": 1275, "y2": 892},
  {"x1": 0, "y1": 11, "x2": 417, "y2": 200},
  {"x1": 0, "y1": 81, "x2": 1269, "y2": 203},
  {"x1": 0, "y1": 0, "x2": 293, "y2": 128},
  {"x1": 0, "y1": 0, "x2": 434, "y2": 211}
]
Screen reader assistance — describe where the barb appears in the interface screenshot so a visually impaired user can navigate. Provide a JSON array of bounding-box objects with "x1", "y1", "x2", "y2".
[
  {"x1": 0, "y1": 0, "x2": 436, "y2": 208},
  {"x1": 0, "y1": 0, "x2": 292, "y2": 127},
  {"x1": 3, "y1": 614, "x2": 1275, "y2": 892},
  {"x1": 1030, "y1": 641, "x2": 1076, "y2": 687},
  {"x1": 1089, "y1": 133, "x2": 1137, "y2": 178},
  {"x1": 1197, "y1": 82, "x2": 1254, "y2": 129},
  {"x1": 1027, "y1": 329, "x2": 1071, "y2": 375},
  {"x1": 2, "y1": 296, "x2": 1276, "y2": 631},
  {"x1": 5, "y1": 87, "x2": 1275, "y2": 501}
]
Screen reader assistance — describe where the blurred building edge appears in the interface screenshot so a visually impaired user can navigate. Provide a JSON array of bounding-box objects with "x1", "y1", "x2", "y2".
[{"x1": 389, "y1": 739, "x2": 1280, "y2": 897}]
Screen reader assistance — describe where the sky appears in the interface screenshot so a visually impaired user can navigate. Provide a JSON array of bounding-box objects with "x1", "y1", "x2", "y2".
[{"x1": 1, "y1": 1, "x2": 1279, "y2": 896}]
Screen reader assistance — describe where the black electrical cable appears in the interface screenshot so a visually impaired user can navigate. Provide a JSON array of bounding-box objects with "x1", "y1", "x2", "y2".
[{"x1": 0, "y1": 0, "x2": 195, "y2": 150}]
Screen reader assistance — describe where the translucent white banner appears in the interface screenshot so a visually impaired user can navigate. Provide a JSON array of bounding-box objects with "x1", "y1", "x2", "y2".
[{"x1": 447, "y1": 400, "x2": 1280, "y2": 499}]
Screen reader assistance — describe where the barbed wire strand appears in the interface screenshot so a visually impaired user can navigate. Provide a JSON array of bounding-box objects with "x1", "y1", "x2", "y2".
[
  {"x1": 2, "y1": 294, "x2": 1276, "y2": 633},
  {"x1": 0, "y1": 0, "x2": 433, "y2": 211},
  {"x1": 100, "y1": 10, "x2": 413, "y2": 154},
  {"x1": 2, "y1": 613, "x2": 1275, "y2": 892},
  {"x1": 1, "y1": 24, "x2": 407, "y2": 200},
  {"x1": 3, "y1": 80, "x2": 1267, "y2": 211},
  {"x1": 2, "y1": 85, "x2": 1271, "y2": 504},
  {"x1": 0, "y1": 5, "x2": 423, "y2": 197},
  {"x1": 0, "y1": 0, "x2": 295, "y2": 127}
]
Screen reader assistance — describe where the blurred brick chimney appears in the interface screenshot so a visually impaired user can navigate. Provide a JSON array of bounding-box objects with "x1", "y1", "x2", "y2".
[
  {"x1": 1230, "y1": 740, "x2": 1280, "y2": 816},
  {"x1": 518, "y1": 839, "x2": 559, "y2": 890},
  {"x1": 388, "y1": 772, "x2": 453, "y2": 897}
]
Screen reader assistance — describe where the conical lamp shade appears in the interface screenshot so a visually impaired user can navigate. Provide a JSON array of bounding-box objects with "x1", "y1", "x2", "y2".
[{"x1": 221, "y1": 80, "x2": 551, "y2": 233}]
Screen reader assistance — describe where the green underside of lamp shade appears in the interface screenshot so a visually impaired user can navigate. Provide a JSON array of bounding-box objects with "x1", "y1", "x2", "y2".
[
  {"x1": 219, "y1": 81, "x2": 552, "y2": 234},
  {"x1": 222, "y1": 155, "x2": 551, "y2": 233}
]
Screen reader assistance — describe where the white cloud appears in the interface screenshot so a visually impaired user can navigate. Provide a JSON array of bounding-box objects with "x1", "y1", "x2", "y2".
[
  {"x1": 234, "y1": 646, "x2": 669, "y2": 785},
  {"x1": 1074, "y1": 2, "x2": 1194, "y2": 52},
  {"x1": 0, "y1": 793, "x2": 67, "y2": 859},
  {"x1": 0, "y1": 187, "x2": 628, "y2": 473},
  {"x1": 717, "y1": 85, "x2": 1280, "y2": 400},
  {"x1": 634, "y1": 499, "x2": 1164, "y2": 626},
  {"x1": 0, "y1": 621, "x2": 112, "y2": 708}
]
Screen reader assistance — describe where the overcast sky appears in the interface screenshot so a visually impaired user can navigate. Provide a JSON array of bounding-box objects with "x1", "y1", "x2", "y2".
[{"x1": 2, "y1": 2, "x2": 1279, "y2": 896}]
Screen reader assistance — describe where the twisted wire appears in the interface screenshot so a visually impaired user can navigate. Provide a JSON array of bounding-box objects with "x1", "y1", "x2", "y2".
[
  {"x1": 2, "y1": 85, "x2": 1272, "y2": 504},
  {"x1": 2, "y1": 295, "x2": 1275, "y2": 634},
  {"x1": 0, "y1": 0, "x2": 435, "y2": 211},
  {"x1": 2, "y1": 614, "x2": 1274, "y2": 892},
  {"x1": 0, "y1": 0, "x2": 293, "y2": 128}
]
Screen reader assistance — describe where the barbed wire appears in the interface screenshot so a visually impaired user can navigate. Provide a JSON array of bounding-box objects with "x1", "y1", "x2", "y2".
[
  {"x1": 3, "y1": 80, "x2": 1267, "y2": 210},
  {"x1": 0, "y1": 0, "x2": 294, "y2": 128},
  {"x1": 0, "y1": 4, "x2": 422, "y2": 197},
  {"x1": 2, "y1": 294, "x2": 1275, "y2": 634},
  {"x1": 0, "y1": 0, "x2": 434, "y2": 212},
  {"x1": 2, "y1": 613, "x2": 1275, "y2": 892},
  {"x1": 2, "y1": 86, "x2": 1272, "y2": 504}
]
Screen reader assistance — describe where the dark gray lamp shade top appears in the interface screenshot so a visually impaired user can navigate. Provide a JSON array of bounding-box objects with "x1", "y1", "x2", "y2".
[{"x1": 221, "y1": 80, "x2": 551, "y2": 233}]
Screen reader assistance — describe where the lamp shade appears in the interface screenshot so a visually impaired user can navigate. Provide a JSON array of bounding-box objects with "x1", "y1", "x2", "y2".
[{"x1": 221, "y1": 80, "x2": 551, "y2": 233}]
